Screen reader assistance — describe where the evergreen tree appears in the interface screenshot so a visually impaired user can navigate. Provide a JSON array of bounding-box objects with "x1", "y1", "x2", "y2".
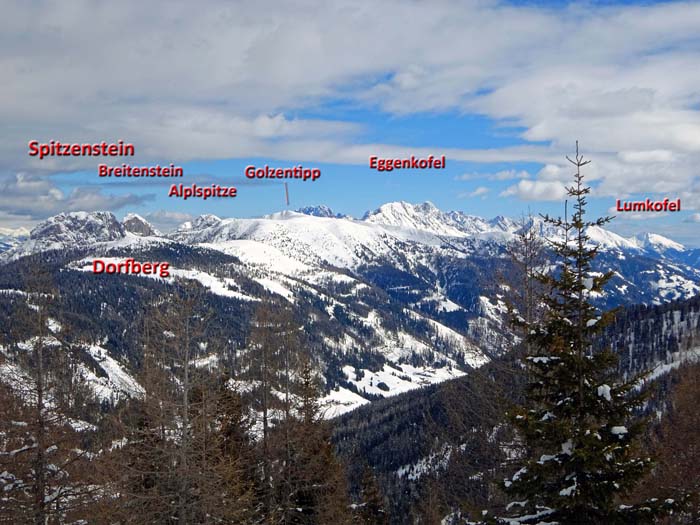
[
  {"x1": 355, "y1": 466, "x2": 390, "y2": 525},
  {"x1": 189, "y1": 376, "x2": 258, "y2": 523},
  {"x1": 488, "y1": 144, "x2": 679, "y2": 524},
  {"x1": 278, "y1": 361, "x2": 354, "y2": 525}
]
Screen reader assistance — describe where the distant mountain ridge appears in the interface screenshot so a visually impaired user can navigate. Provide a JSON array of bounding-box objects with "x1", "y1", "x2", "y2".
[
  {"x1": 0, "y1": 202, "x2": 691, "y2": 260},
  {"x1": 0, "y1": 202, "x2": 698, "y2": 415},
  {"x1": 2, "y1": 202, "x2": 698, "y2": 308},
  {"x1": 296, "y1": 205, "x2": 346, "y2": 218},
  {"x1": 0, "y1": 226, "x2": 29, "y2": 252}
]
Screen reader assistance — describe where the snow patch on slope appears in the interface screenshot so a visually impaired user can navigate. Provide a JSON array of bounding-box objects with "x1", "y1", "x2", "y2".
[{"x1": 83, "y1": 345, "x2": 144, "y2": 401}]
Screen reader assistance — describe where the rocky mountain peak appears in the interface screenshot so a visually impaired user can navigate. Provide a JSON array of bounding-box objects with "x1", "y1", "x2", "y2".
[
  {"x1": 638, "y1": 232, "x2": 685, "y2": 253},
  {"x1": 29, "y1": 211, "x2": 125, "y2": 243},
  {"x1": 191, "y1": 214, "x2": 222, "y2": 229},
  {"x1": 296, "y1": 205, "x2": 340, "y2": 218},
  {"x1": 122, "y1": 213, "x2": 161, "y2": 237},
  {"x1": 0, "y1": 211, "x2": 126, "y2": 260}
]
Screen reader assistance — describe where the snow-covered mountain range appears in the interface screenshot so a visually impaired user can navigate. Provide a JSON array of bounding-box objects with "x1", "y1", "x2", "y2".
[
  {"x1": 0, "y1": 226, "x2": 30, "y2": 252},
  {"x1": 1, "y1": 202, "x2": 698, "y2": 415},
  {"x1": 2, "y1": 201, "x2": 693, "y2": 266}
]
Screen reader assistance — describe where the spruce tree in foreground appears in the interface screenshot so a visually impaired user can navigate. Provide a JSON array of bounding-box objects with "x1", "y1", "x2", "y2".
[
  {"x1": 487, "y1": 144, "x2": 680, "y2": 524},
  {"x1": 355, "y1": 466, "x2": 390, "y2": 524}
]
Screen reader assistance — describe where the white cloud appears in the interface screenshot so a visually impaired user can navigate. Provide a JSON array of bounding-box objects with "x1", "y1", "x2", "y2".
[
  {"x1": 460, "y1": 186, "x2": 490, "y2": 198},
  {"x1": 1, "y1": 0, "x2": 700, "y2": 214},
  {"x1": 684, "y1": 213, "x2": 700, "y2": 223},
  {"x1": 143, "y1": 210, "x2": 195, "y2": 232},
  {"x1": 678, "y1": 190, "x2": 700, "y2": 211},
  {"x1": 455, "y1": 169, "x2": 530, "y2": 181},
  {"x1": 489, "y1": 170, "x2": 530, "y2": 181},
  {"x1": 0, "y1": 173, "x2": 152, "y2": 220},
  {"x1": 537, "y1": 164, "x2": 568, "y2": 181},
  {"x1": 618, "y1": 150, "x2": 675, "y2": 163},
  {"x1": 501, "y1": 180, "x2": 568, "y2": 201}
]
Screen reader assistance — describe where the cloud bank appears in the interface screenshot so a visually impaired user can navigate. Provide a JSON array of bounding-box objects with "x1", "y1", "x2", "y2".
[{"x1": 2, "y1": 0, "x2": 699, "y2": 223}]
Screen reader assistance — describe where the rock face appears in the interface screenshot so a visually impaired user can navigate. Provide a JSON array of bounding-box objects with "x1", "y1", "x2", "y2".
[
  {"x1": 31, "y1": 212, "x2": 125, "y2": 243},
  {"x1": 1, "y1": 212, "x2": 126, "y2": 260},
  {"x1": 122, "y1": 213, "x2": 161, "y2": 237},
  {"x1": 296, "y1": 205, "x2": 341, "y2": 218},
  {"x1": 363, "y1": 201, "x2": 518, "y2": 239}
]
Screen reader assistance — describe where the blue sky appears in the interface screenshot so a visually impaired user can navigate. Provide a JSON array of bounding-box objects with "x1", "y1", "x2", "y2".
[{"x1": 2, "y1": 0, "x2": 699, "y2": 245}]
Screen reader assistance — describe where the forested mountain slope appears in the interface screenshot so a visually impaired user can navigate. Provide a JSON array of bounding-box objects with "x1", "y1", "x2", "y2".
[{"x1": 333, "y1": 294, "x2": 700, "y2": 523}]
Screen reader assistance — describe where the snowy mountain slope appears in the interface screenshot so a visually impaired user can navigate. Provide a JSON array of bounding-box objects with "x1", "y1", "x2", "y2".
[
  {"x1": 122, "y1": 213, "x2": 162, "y2": 237},
  {"x1": 586, "y1": 225, "x2": 641, "y2": 251},
  {"x1": 363, "y1": 201, "x2": 469, "y2": 238},
  {"x1": 636, "y1": 232, "x2": 685, "y2": 254},
  {"x1": 0, "y1": 212, "x2": 170, "y2": 261},
  {"x1": 4, "y1": 202, "x2": 694, "y2": 268},
  {"x1": 363, "y1": 201, "x2": 523, "y2": 247},
  {"x1": 1, "y1": 202, "x2": 698, "y2": 416},
  {"x1": 0, "y1": 333, "x2": 143, "y2": 406},
  {"x1": 4, "y1": 205, "x2": 699, "y2": 345},
  {"x1": 0, "y1": 226, "x2": 29, "y2": 254},
  {"x1": 3, "y1": 205, "x2": 698, "y2": 333},
  {"x1": 169, "y1": 210, "x2": 448, "y2": 270},
  {"x1": 0, "y1": 244, "x2": 492, "y2": 417},
  {"x1": 164, "y1": 201, "x2": 695, "y2": 368},
  {"x1": 333, "y1": 293, "x2": 700, "y2": 522},
  {"x1": 81, "y1": 344, "x2": 145, "y2": 402}
]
